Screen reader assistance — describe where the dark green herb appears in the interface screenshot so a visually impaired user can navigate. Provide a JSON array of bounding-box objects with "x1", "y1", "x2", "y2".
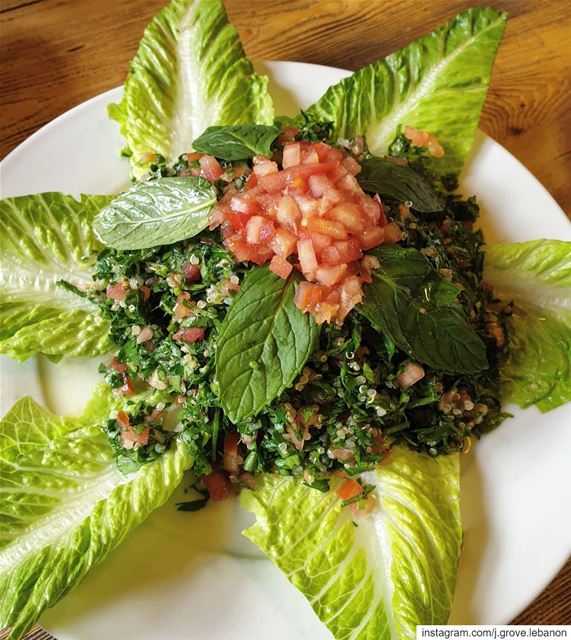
[
  {"x1": 176, "y1": 498, "x2": 209, "y2": 512},
  {"x1": 359, "y1": 245, "x2": 488, "y2": 374},
  {"x1": 357, "y1": 157, "x2": 444, "y2": 212},
  {"x1": 215, "y1": 267, "x2": 319, "y2": 422},
  {"x1": 192, "y1": 124, "x2": 281, "y2": 161}
]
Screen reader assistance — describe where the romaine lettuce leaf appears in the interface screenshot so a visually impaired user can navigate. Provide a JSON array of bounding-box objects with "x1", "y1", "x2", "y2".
[
  {"x1": 110, "y1": 0, "x2": 274, "y2": 178},
  {"x1": 0, "y1": 389, "x2": 192, "y2": 640},
  {"x1": 0, "y1": 192, "x2": 113, "y2": 361},
  {"x1": 484, "y1": 239, "x2": 571, "y2": 412},
  {"x1": 241, "y1": 448, "x2": 462, "y2": 639},
  {"x1": 305, "y1": 7, "x2": 506, "y2": 175}
]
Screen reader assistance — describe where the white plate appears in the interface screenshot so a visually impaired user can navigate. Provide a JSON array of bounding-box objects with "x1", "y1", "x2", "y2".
[{"x1": 1, "y1": 61, "x2": 570, "y2": 639}]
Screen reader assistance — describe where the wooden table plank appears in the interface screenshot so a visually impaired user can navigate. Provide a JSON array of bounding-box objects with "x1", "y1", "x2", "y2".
[
  {"x1": 1, "y1": 0, "x2": 570, "y2": 214},
  {"x1": 0, "y1": 1, "x2": 569, "y2": 635}
]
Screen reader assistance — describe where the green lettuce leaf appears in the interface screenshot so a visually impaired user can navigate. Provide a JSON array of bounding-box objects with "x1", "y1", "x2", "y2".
[
  {"x1": 484, "y1": 239, "x2": 571, "y2": 412},
  {"x1": 305, "y1": 7, "x2": 506, "y2": 174},
  {"x1": 0, "y1": 389, "x2": 192, "y2": 639},
  {"x1": 241, "y1": 447, "x2": 462, "y2": 639},
  {"x1": 110, "y1": 0, "x2": 274, "y2": 178},
  {"x1": 0, "y1": 193, "x2": 113, "y2": 361}
]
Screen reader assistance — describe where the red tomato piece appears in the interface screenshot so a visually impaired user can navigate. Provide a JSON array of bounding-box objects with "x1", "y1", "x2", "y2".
[
  {"x1": 173, "y1": 327, "x2": 206, "y2": 343},
  {"x1": 269, "y1": 255, "x2": 293, "y2": 279},
  {"x1": 360, "y1": 227, "x2": 385, "y2": 250},
  {"x1": 341, "y1": 155, "x2": 362, "y2": 175},
  {"x1": 383, "y1": 222, "x2": 403, "y2": 244},
  {"x1": 327, "y1": 202, "x2": 367, "y2": 233},
  {"x1": 270, "y1": 228, "x2": 297, "y2": 257},
  {"x1": 315, "y1": 263, "x2": 348, "y2": 286},
  {"x1": 182, "y1": 263, "x2": 201, "y2": 283},
  {"x1": 297, "y1": 238, "x2": 318, "y2": 274},
  {"x1": 106, "y1": 282, "x2": 127, "y2": 301},
  {"x1": 337, "y1": 479, "x2": 363, "y2": 500},
  {"x1": 199, "y1": 155, "x2": 224, "y2": 182},
  {"x1": 305, "y1": 217, "x2": 348, "y2": 240},
  {"x1": 253, "y1": 160, "x2": 279, "y2": 176},
  {"x1": 282, "y1": 142, "x2": 301, "y2": 168},
  {"x1": 308, "y1": 174, "x2": 335, "y2": 198},
  {"x1": 223, "y1": 432, "x2": 241, "y2": 475},
  {"x1": 203, "y1": 472, "x2": 230, "y2": 501}
]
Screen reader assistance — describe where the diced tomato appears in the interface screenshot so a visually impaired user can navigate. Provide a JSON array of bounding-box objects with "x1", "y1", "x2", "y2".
[
  {"x1": 322, "y1": 239, "x2": 362, "y2": 265},
  {"x1": 230, "y1": 194, "x2": 260, "y2": 215},
  {"x1": 337, "y1": 479, "x2": 363, "y2": 500},
  {"x1": 246, "y1": 215, "x2": 275, "y2": 244},
  {"x1": 174, "y1": 292, "x2": 193, "y2": 320},
  {"x1": 253, "y1": 160, "x2": 279, "y2": 176},
  {"x1": 396, "y1": 362, "x2": 425, "y2": 389},
  {"x1": 199, "y1": 155, "x2": 224, "y2": 182},
  {"x1": 282, "y1": 142, "x2": 301, "y2": 168},
  {"x1": 139, "y1": 285, "x2": 151, "y2": 301},
  {"x1": 232, "y1": 238, "x2": 273, "y2": 265},
  {"x1": 258, "y1": 170, "x2": 291, "y2": 193},
  {"x1": 106, "y1": 281, "x2": 127, "y2": 302},
  {"x1": 297, "y1": 238, "x2": 318, "y2": 274},
  {"x1": 329, "y1": 165, "x2": 349, "y2": 183},
  {"x1": 292, "y1": 193, "x2": 319, "y2": 217},
  {"x1": 383, "y1": 222, "x2": 403, "y2": 244},
  {"x1": 308, "y1": 174, "x2": 335, "y2": 198},
  {"x1": 341, "y1": 155, "x2": 361, "y2": 175},
  {"x1": 182, "y1": 263, "x2": 201, "y2": 283},
  {"x1": 327, "y1": 202, "x2": 367, "y2": 233},
  {"x1": 270, "y1": 228, "x2": 297, "y2": 257},
  {"x1": 337, "y1": 276, "x2": 363, "y2": 323},
  {"x1": 301, "y1": 148, "x2": 319, "y2": 165},
  {"x1": 313, "y1": 301, "x2": 340, "y2": 324},
  {"x1": 276, "y1": 195, "x2": 302, "y2": 231},
  {"x1": 305, "y1": 232, "x2": 332, "y2": 256},
  {"x1": 294, "y1": 282, "x2": 327, "y2": 311},
  {"x1": 305, "y1": 217, "x2": 348, "y2": 240},
  {"x1": 361, "y1": 226, "x2": 385, "y2": 250},
  {"x1": 120, "y1": 377, "x2": 134, "y2": 396},
  {"x1": 173, "y1": 327, "x2": 206, "y2": 343},
  {"x1": 373, "y1": 193, "x2": 387, "y2": 225},
  {"x1": 269, "y1": 255, "x2": 293, "y2": 279},
  {"x1": 224, "y1": 210, "x2": 247, "y2": 232},
  {"x1": 223, "y1": 432, "x2": 242, "y2": 475},
  {"x1": 120, "y1": 426, "x2": 150, "y2": 448},
  {"x1": 357, "y1": 194, "x2": 381, "y2": 225},
  {"x1": 315, "y1": 263, "x2": 347, "y2": 286},
  {"x1": 111, "y1": 357, "x2": 128, "y2": 374},
  {"x1": 202, "y1": 472, "x2": 230, "y2": 501},
  {"x1": 117, "y1": 411, "x2": 130, "y2": 427},
  {"x1": 336, "y1": 173, "x2": 363, "y2": 194}
]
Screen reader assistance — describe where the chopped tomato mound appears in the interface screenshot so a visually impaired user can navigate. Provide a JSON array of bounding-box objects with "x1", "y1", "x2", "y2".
[{"x1": 210, "y1": 140, "x2": 392, "y2": 324}]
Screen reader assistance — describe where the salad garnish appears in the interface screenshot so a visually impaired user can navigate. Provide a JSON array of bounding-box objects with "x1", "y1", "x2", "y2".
[{"x1": 1, "y1": 2, "x2": 569, "y2": 639}]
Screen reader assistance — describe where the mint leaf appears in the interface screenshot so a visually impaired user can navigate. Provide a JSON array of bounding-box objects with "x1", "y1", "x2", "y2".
[
  {"x1": 215, "y1": 267, "x2": 319, "y2": 422},
  {"x1": 109, "y1": 0, "x2": 274, "y2": 178},
  {"x1": 93, "y1": 176, "x2": 216, "y2": 249},
  {"x1": 241, "y1": 448, "x2": 462, "y2": 638},
  {"x1": 305, "y1": 7, "x2": 507, "y2": 175},
  {"x1": 0, "y1": 192, "x2": 113, "y2": 361},
  {"x1": 0, "y1": 389, "x2": 193, "y2": 639},
  {"x1": 357, "y1": 157, "x2": 444, "y2": 212},
  {"x1": 359, "y1": 245, "x2": 488, "y2": 373},
  {"x1": 192, "y1": 124, "x2": 281, "y2": 161},
  {"x1": 484, "y1": 239, "x2": 571, "y2": 411}
]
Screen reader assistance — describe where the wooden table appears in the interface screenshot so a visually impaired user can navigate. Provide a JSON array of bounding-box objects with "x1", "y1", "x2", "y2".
[{"x1": 1, "y1": 0, "x2": 570, "y2": 635}]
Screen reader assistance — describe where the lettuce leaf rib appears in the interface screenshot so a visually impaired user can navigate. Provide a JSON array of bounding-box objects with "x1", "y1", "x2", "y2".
[
  {"x1": 305, "y1": 7, "x2": 507, "y2": 175},
  {"x1": 241, "y1": 448, "x2": 462, "y2": 639},
  {"x1": 0, "y1": 391, "x2": 193, "y2": 640},
  {"x1": 110, "y1": 0, "x2": 274, "y2": 178},
  {"x1": 0, "y1": 192, "x2": 113, "y2": 361}
]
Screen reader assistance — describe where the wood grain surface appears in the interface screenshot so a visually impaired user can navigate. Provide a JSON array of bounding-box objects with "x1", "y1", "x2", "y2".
[{"x1": 1, "y1": 0, "x2": 570, "y2": 636}]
